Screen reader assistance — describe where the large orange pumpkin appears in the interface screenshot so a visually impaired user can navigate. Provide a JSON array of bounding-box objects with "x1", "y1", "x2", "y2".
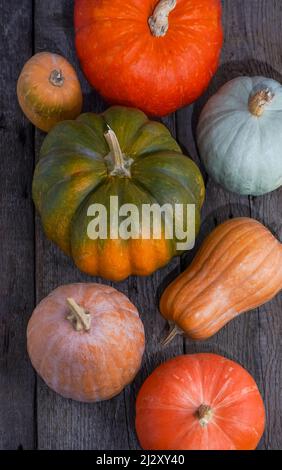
[
  {"x1": 160, "y1": 217, "x2": 282, "y2": 341},
  {"x1": 136, "y1": 354, "x2": 265, "y2": 450},
  {"x1": 27, "y1": 283, "x2": 145, "y2": 402},
  {"x1": 74, "y1": 0, "x2": 223, "y2": 116}
]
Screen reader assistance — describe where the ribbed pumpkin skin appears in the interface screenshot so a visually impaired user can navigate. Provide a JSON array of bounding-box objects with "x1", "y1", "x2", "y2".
[
  {"x1": 33, "y1": 106, "x2": 205, "y2": 281},
  {"x1": 74, "y1": 0, "x2": 223, "y2": 117},
  {"x1": 136, "y1": 354, "x2": 265, "y2": 450},
  {"x1": 197, "y1": 76, "x2": 282, "y2": 196},
  {"x1": 27, "y1": 284, "x2": 145, "y2": 402},
  {"x1": 160, "y1": 218, "x2": 282, "y2": 340}
]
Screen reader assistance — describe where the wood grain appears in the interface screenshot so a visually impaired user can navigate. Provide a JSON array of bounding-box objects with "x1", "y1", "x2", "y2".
[
  {"x1": 176, "y1": 0, "x2": 282, "y2": 450},
  {"x1": 33, "y1": 0, "x2": 130, "y2": 451},
  {"x1": 0, "y1": 0, "x2": 35, "y2": 450},
  {"x1": 0, "y1": 0, "x2": 281, "y2": 450}
]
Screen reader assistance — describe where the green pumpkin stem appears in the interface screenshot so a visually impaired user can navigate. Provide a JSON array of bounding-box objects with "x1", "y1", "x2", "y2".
[
  {"x1": 66, "y1": 298, "x2": 91, "y2": 332},
  {"x1": 148, "y1": 0, "x2": 177, "y2": 37},
  {"x1": 197, "y1": 404, "x2": 214, "y2": 427},
  {"x1": 104, "y1": 126, "x2": 132, "y2": 177},
  {"x1": 248, "y1": 88, "x2": 274, "y2": 117}
]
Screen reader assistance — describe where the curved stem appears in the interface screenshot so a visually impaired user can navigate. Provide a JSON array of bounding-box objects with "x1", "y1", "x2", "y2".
[
  {"x1": 148, "y1": 0, "x2": 177, "y2": 37},
  {"x1": 104, "y1": 126, "x2": 131, "y2": 177},
  {"x1": 248, "y1": 88, "x2": 274, "y2": 117},
  {"x1": 66, "y1": 298, "x2": 91, "y2": 332},
  {"x1": 197, "y1": 404, "x2": 213, "y2": 427},
  {"x1": 162, "y1": 324, "x2": 183, "y2": 347},
  {"x1": 49, "y1": 69, "x2": 64, "y2": 87}
]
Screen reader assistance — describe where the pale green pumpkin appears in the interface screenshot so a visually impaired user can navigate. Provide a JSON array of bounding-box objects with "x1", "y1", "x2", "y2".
[{"x1": 197, "y1": 76, "x2": 282, "y2": 196}]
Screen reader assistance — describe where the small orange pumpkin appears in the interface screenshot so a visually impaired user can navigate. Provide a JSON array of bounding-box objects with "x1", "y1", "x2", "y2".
[
  {"x1": 136, "y1": 354, "x2": 265, "y2": 450},
  {"x1": 27, "y1": 283, "x2": 145, "y2": 402},
  {"x1": 160, "y1": 217, "x2": 282, "y2": 341},
  {"x1": 17, "y1": 52, "x2": 83, "y2": 132}
]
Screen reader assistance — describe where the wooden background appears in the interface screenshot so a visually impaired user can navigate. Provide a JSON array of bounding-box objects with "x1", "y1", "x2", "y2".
[{"x1": 0, "y1": 0, "x2": 281, "y2": 450}]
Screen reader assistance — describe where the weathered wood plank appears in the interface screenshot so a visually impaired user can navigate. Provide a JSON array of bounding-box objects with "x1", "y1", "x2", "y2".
[
  {"x1": 125, "y1": 113, "x2": 184, "y2": 450},
  {"x1": 33, "y1": 0, "x2": 185, "y2": 450},
  {"x1": 33, "y1": 0, "x2": 132, "y2": 450},
  {"x1": 0, "y1": 0, "x2": 35, "y2": 450},
  {"x1": 21, "y1": 0, "x2": 282, "y2": 450},
  {"x1": 242, "y1": 0, "x2": 282, "y2": 450},
  {"x1": 250, "y1": 197, "x2": 282, "y2": 449},
  {"x1": 176, "y1": 0, "x2": 282, "y2": 450}
]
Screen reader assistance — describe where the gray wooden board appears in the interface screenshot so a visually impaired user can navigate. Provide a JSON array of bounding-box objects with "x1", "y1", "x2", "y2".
[
  {"x1": 0, "y1": 0, "x2": 281, "y2": 449},
  {"x1": 0, "y1": 0, "x2": 36, "y2": 450}
]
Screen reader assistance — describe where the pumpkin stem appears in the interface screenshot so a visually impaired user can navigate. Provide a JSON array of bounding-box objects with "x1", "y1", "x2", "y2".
[
  {"x1": 162, "y1": 324, "x2": 182, "y2": 347},
  {"x1": 66, "y1": 298, "x2": 91, "y2": 332},
  {"x1": 49, "y1": 69, "x2": 65, "y2": 87},
  {"x1": 248, "y1": 88, "x2": 274, "y2": 117},
  {"x1": 104, "y1": 126, "x2": 132, "y2": 177},
  {"x1": 197, "y1": 404, "x2": 213, "y2": 427},
  {"x1": 148, "y1": 0, "x2": 177, "y2": 37}
]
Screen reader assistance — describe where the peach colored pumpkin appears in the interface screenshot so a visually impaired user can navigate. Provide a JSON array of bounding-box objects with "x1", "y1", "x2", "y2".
[{"x1": 27, "y1": 283, "x2": 145, "y2": 402}]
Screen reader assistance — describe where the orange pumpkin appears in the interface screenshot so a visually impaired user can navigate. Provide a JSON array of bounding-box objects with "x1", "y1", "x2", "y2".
[
  {"x1": 74, "y1": 0, "x2": 223, "y2": 116},
  {"x1": 136, "y1": 354, "x2": 265, "y2": 450},
  {"x1": 160, "y1": 217, "x2": 282, "y2": 341},
  {"x1": 17, "y1": 52, "x2": 83, "y2": 132},
  {"x1": 27, "y1": 284, "x2": 145, "y2": 402}
]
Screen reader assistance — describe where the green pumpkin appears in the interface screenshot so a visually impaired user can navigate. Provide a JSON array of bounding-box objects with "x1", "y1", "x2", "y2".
[
  {"x1": 197, "y1": 76, "x2": 282, "y2": 196},
  {"x1": 33, "y1": 106, "x2": 205, "y2": 281}
]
